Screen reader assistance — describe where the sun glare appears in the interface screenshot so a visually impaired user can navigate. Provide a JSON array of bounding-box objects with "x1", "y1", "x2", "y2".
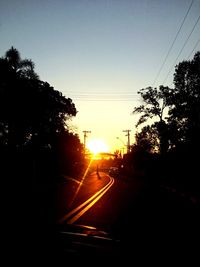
[{"x1": 87, "y1": 139, "x2": 109, "y2": 155}]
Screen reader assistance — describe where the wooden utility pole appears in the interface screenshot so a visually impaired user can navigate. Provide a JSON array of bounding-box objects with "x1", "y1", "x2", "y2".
[
  {"x1": 123, "y1": 130, "x2": 131, "y2": 153},
  {"x1": 83, "y1": 130, "x2": 91, "y2": 156}
]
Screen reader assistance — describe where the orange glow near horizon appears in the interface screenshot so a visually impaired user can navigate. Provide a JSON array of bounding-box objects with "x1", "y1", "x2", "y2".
[{"x1": 86, "y1": 139, "x2": 110, "y2": 155}]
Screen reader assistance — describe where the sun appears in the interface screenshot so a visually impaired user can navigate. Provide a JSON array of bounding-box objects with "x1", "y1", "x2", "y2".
[{"x1": 86, "y1": 139, "x2": 109, "y2": 155}]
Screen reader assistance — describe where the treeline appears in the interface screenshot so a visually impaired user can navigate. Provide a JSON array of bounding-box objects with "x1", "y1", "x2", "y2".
[
  {"x1": 127, "y1": 51, "x2": 200, "y2": 196},
  {"x1": 0, "y1": 47, "x2": 85, "y2": 255}
]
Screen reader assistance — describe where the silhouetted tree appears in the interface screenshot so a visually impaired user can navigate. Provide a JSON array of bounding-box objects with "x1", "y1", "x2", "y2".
[
  {"x1": 168, "y1": 51, "x2": 200, "y2": 151},
  {"x1": 0, "y1": 47, "x2": 77, "y2": 149},
  {"x1": 0, "y1": 48, "x2": 83, "y2": 251},
  {"x1": 5, "y1": 46, "x2": 39, "y2": 79},
  {"x1": 132, "y1": 51, "x2": 200, "y2": 194},
  {"x1": 133, "y1": 85, "x2": 171, "y2": 154},
  {"x1": 57, "y1": 131, "x2": 84, "y2": 177},
  {"x1": 135, "y1": 124, "x2": 159, "y2": 153}
]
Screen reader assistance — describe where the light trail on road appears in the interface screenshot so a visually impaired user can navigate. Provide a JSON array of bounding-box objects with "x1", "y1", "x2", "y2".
[
  {"x1": 68, "y1": 158, "x2": 94, "y2": 208},
  {"x1": 57, "y1": 176, "x2": 114, "y2": 224}
]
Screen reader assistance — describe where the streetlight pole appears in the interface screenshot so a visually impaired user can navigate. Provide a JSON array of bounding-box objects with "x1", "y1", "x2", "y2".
[{"x1": 116, "y1": 137, "x2": 126, "y2": 156}]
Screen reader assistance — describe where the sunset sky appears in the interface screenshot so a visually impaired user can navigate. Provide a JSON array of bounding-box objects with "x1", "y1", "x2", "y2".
[{"x1": 1, "y1": 0, "x2": 199, "y2": 152}]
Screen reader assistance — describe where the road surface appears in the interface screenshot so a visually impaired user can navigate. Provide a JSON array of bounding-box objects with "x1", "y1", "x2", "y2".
[{"x1": 55, "y1": 170, "x2": 199, "y2": 260}]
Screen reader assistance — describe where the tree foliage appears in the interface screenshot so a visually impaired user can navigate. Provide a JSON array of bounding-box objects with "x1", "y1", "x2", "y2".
[
  {"x1": 135, "y1": 125, "x2": 159, "y2": 153},
  {"x1": 4, "y1": 46, "x2": 39, "y2": 79},
  {"x1": 0, "y1": 47, "x2": 86, "y2": 242},
  {"x1": 133, "y1": 85, "x2": 172, "y2": 127},
  {"x1": 133, "y1": 51, "x2": 200, "y2": 154},
  {"x1": 0, "y1": 47, "x2": 77, "y2": 149},
  {"x1": 133, "y1": 86, "x2": 171, "y2": 153},
  {"x1": 129, "y1": 52, "x2": 200, "y2": 195},
  {"x1": 168, "y1": 51, "x2": 200, "y2": 149}
]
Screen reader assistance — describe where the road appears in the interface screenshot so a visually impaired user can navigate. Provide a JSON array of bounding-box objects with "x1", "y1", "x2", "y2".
[
  {"x1": 56, "y1": 171, "x2": 144, "y2": 231},
  {"x1": 57, "y1": 175, "x2": 114, "y2": 224},
  {"x1": 55, "y1": 170, "x2": 146, "y2": 257},
  {"x1": 55, "y1": 170, "x2": 199, "y2": 260}
]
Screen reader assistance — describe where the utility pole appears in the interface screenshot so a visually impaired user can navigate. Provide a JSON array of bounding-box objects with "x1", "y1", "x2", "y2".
[
  {"x1": 123, "y1": 130, "x2": 131, "y2": 153},
  {"x1": 116, "y1": 137, "x2": 126, "y2": 157},
  {"x1": 83, "y1": 130, "x2": 91, "y2": 156}
]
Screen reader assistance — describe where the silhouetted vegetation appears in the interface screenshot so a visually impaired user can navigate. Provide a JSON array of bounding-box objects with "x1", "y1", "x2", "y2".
[
  {"x1": 0, "y1": 47, "x2": 84, "y2": 257},
  {"x1": 1, "y1": 46, "x2": 199, "y2": 259},
  {"x1": 131, "y1": 51, "x2": 200, "y2": 197}
]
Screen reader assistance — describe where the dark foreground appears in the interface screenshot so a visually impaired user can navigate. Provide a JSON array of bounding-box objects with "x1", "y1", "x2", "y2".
[
  {"x1": 4, "y1": 170, "x2": 199, "y2": 265},
  {"x1": 55, "y1": 175, "x2": 200, "y2": 263}
]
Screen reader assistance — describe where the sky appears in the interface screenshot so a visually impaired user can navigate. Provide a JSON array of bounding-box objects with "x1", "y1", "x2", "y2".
[{"x1": 0, "y1": 0, "x2": 200, "y2": 153}]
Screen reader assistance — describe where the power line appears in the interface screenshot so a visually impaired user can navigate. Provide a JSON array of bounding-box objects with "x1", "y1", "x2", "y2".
[
  {"x1": 67, "y1": 94, "x2": 139, "y2": 98},
  {"x1": 187, "y1": 38, "x2": 200, "y2": 59},
  {"x1": 167, "y1": 38, "x2": 200, "y2": 88},
  {"x1": 162, "y1": 13, "x2": 200, "y2": 85},
  {"x1": 152, "y1": 0, "x2": 195, "y2": 87},
  {"x1": 66, "y1": 92, "x2": 139, "y2": 96},
  {"x1": 66, "y1": 92, "x2": 140, "y2": 101},
  {"x1": 70, "y1": 97, "x2": 140, "y2": 102}
]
